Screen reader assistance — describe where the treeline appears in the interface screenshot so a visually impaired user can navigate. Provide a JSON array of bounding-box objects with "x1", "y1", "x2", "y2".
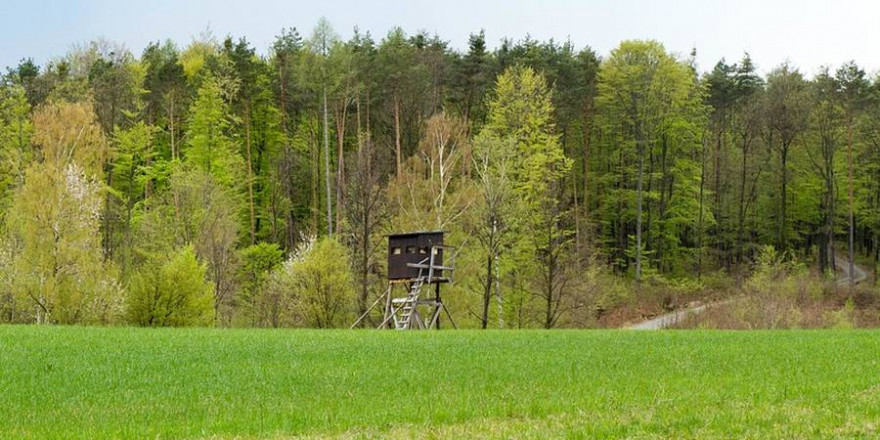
[{"x1": 1, "y1": 20, "x2": 879, "y2": 328}]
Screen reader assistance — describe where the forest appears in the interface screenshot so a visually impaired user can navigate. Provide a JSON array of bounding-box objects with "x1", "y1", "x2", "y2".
[{"x1": 2, "y1": 19, "x2": 880, "y2": 329}]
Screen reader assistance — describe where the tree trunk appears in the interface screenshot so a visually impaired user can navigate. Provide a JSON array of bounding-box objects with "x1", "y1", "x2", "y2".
[
  {"x1": 311, "y1": 122, "x2": 319, "y2": 235},
  {"x1": 495, "y1": 251, "x2": 503, "y2": 328},
  {"x1": 645, "y1": 151, "x2": 655, "y2": 264},
  {"x1": 827, "y1": 172, "x2": 836, "y2": 274},
  {"x1": 545, "y1": 221, "x2": 555, "y2": 329},
  {"x1": 780, "y1": 144, "x2": 789, "y2": 251},
  {"x1": 103, "y1": 168, "x2": 114, "y2": 260},
  {"x1": 169, "y1": 95, "x2": 176, "y2": 161},
  {"x1": 245, "y1": 103, "x2": 256, "y2": 245},
  {"x1": 122, "y1": 160, "x2": 136, "y2": 277},
  {"x1": 699, "y1": 136, "x2": 707, "y2": 275},
  {"x1": 848, "y1": 123, "x2": 855, "y2": 287},
  {"x1": 335, "y1": 98, "x2": 348, "y2": 236},
  {"x1": 356, "y1": 96, "x2": 370, "y2": 326},
  {"x1": 573, "y1": 175, "x2": 582, "y2": 257},
  {"x1": 737, "y1": 132, "x2": 751, "y2": 265},
  {"x1": 393, "y1": 95, "x2": 402, "y2": 180},
  {"x1": 635, "y1": 141, "x2": 644, "y2": 283},
  {"x1": 714, "y1": 124, "x2": 722, "y2": 263},
  {"x1": 277, "y1": 56, "x2": 296, "y2": 250},
  {"x1": 278, "y1": 60, "x2": 287, "y2": 135},
  {"x1": 582, "y1": 99, "x2": 592, "y2": 213},
  {"x1": 617, "y1": 144, "x2": 627, "y2": 271},
  {"x1": 482, "y1": 251, "x2": 492, "y2": 329},
  {"x1": 359, "y1": 183, "x2": 370, "y2": 326},
  {"x1": 874, "y1": 231, "x2": 878, "y2": 286},
  {"x1": 323, "y1": 89, "x2": 333, "y2": 236}
]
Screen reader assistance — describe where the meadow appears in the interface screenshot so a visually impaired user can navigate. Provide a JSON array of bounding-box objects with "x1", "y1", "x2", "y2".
[{"x1": 2, "y1": 327, "x2": 880, "y2": 439}]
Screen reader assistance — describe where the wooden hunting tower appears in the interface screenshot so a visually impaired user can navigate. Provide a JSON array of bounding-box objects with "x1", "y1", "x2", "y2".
[{"x1": 351, "y1": 231, "x2": 457, "y2": 330}]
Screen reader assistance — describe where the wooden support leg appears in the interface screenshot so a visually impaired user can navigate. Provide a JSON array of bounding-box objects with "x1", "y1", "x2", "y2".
[
  {"x1": 428, "y1": 305, "x2": 442, "y2": 329},
  {"x1": 377, "y1": 304, "x2": 401, "y2": 329},
  {"x1": 351, "y1": 286, "x2": 391, "y2": 329},
  {"x1": 383, "y1": 284, "x2": 394, "y2": 329},
  {"x1": 434, "y1": 283, "x2": 441, "y2": 330},
  {"x1": 442, "y1": 304, "x2": 458, "y2": 330},
  {"x1": 414, "y1": 310, "x2": 425, "y2": 329}
]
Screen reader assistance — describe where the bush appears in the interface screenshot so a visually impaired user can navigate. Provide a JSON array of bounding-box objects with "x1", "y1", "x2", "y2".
[
  {"x1": 747, "y1": 245, "x2": 819, "y2": 300},
  {"x1": 267, "y1": 236, "x2": 355, "y2": 328},
  {"x1": 824, "y1": 299, "x2": 855, "y2": 329},
  {"x1": 127, "y1": 246, "x2": 215, "y2": 327},
  {"x1": 236, "y1": 242, "x2": 284, "y2": 326}
]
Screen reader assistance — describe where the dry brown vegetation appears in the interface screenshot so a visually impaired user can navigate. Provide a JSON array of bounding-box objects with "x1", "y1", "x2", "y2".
[{"x1": 666, "y1": 247, "x2": 880, "y2": 329}]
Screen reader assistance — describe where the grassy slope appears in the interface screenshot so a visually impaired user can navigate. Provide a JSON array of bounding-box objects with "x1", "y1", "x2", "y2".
[{"x1": 1, "y1": 327, "x2": 880, "y2": 439}]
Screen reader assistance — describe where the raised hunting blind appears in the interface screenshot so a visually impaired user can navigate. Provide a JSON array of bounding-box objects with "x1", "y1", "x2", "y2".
[
  {"x1": 387, "y1": 231, "x2": 446, "y2": 280},
  {"x1": 351, "y1": 230, "x2": 457, "y2": 330}
]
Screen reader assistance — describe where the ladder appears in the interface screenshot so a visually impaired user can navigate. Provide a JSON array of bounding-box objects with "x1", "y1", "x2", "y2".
[{"x1": 395, "y1": 278, "x2": 423, "y2": 330}]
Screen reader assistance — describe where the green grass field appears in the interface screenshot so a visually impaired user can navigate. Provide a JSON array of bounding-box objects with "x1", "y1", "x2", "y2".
[{"x1": 2, "y1": 327, "x2": 880, "y2": 439}]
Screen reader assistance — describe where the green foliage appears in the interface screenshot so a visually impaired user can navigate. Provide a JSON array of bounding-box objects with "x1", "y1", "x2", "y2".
[
  {"x1": 484, "y1": 65, "x2": 571, "y2": 201},
  {"x1": 110, "y1": 122, "x2": 157, "y2": 275},
  {"x1": 236, "y1": 242, "x2": 283, "y2": 325},
  {"x1": 0, "y1": 85, "x2": 33, "y2": 219},
  {"x1": 4, "y1": 101, "x2": 120, "y2": 324},
  {"x1": 5, "y1": 23, "x2": 880, "y2": 329},
  {"x1": 127, "y1": 245, "x2": 214, "y2": 326},
  {"x1": 743, "y1": 246, "x2": 820, "y2": 326},
  {"x1": 179, "y1": 36, "x2": 218, "y2": 81},
  {"x1": 285, "y1": 236, "x2": 355, "y2": 328},
  {"x1": 749, "y1": 245, "x2": 805, "y2": 284},
  {"x1": 389, "y1": 113, "x2": 475, "y2": 231},
  {"x1": 247, "y1": 236, "x2": 354, "y2": 328},
  {"x1": 480, "y1": 66, "x2": 576, "y2": 328},
  {"x1": 594, "y1": 40, "x2": 708, "y2": 275},
  {"x1": 7, "y1": 163, "x2": 122, "y2": 324},
  {"x1": 32, "y1": 100, "x2": 108, "y2": 175},
  {"x1": 185, "y1": 76, "x2": 244, "y2": 188},
  {"x1": 134, "y1": 169, "x2": 241, "y2": 322}
]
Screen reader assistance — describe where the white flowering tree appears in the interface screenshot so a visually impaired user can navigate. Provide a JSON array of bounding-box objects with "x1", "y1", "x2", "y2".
[{"x1": 6, "y1": 102, "x2": 122, "y2": 324}]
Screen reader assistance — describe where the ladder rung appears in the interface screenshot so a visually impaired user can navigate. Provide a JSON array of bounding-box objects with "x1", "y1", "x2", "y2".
[{"x1": 406, "y1": 263, "x2": 453, "y2": 270}]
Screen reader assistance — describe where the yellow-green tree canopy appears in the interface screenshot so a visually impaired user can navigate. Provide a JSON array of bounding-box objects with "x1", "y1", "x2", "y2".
[{"x1": 127, "y1": 245, "x2": 215, "y2": 327}]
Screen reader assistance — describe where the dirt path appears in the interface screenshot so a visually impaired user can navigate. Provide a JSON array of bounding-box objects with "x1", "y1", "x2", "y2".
[
  {"x1": 835, "y1": 254, "x2": 867, "y2": 286},
  {"x1": 627, "y1": 297, "x2": 740, "y2": 330},
  {"x1": 628, "y1": 255, "x2": 868, "y2": 330},
  {"x1": 627, "y1": 304, "x2": 709, "y2": 330}
]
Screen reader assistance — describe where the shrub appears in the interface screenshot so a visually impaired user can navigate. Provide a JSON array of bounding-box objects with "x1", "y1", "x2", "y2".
[
  {"x1": 747, "y1": 245, "x2": 819, "y2": 301},
  {"x1": 127, "y1": 246, "x2": 214, "y2": 327},
  {"x1": 824, "y1": 299, "x2": 855, "y2": 329},
  {"x1": 258, "y1": 236, "x2": 355, "y2": 328},
  {"x1": 290, "y1": 237, "x2": 355, "y2": 328},
  {"x1": 236, "y1": 242, "x2": 284, "y2": 326}
]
